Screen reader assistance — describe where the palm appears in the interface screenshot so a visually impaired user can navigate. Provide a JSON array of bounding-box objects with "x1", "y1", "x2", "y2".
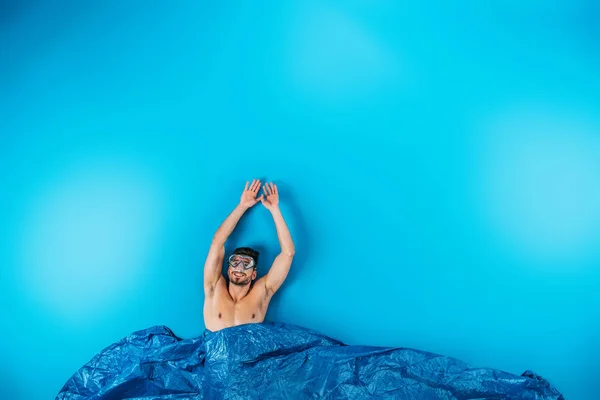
[
  {"x1": 261, "y1": 182, "x2": 279, "y2": 209},
  {"x1": 240, "y1": 179, "x2": 262, "y2": 207}
]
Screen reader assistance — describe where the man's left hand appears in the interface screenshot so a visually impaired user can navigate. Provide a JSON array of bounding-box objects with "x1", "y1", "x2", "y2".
[{"x1": 261, "y1": 182, "x2": 279, "y2": 211}]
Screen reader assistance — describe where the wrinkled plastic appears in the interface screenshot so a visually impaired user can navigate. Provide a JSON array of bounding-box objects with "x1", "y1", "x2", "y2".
[{"x1": 56, "y1": 322, "x2": 564, "y2": 399}]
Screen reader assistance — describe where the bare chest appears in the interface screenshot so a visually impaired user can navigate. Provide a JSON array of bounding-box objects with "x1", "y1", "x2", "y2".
[{"x1": 203, "y1": 285, "x2": 268, "y2": 332}]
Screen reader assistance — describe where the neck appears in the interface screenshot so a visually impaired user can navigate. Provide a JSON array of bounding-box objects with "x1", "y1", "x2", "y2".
[{"x1": 228, "y1": 282, "x2": 251, "y2": 302}]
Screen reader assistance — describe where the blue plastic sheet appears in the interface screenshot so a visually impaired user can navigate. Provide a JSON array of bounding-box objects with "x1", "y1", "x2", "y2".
[{"x1": 56, "y1": 322, "x2": 564, "y2": 399}]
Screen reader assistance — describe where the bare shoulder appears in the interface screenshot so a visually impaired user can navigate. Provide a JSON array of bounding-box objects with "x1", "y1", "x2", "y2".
[{"x1": 250, "y1": 276, "x2": 274, "y2": 302}]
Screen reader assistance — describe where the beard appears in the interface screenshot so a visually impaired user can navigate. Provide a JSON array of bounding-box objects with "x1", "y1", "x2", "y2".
[{"x1": 229, "y1": 272, "x2": 251, "y2": 286}]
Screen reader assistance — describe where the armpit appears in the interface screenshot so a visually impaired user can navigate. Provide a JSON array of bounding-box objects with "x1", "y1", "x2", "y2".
[{"x1": 204, "y1": 285, "x2": 215, "y2": 297}]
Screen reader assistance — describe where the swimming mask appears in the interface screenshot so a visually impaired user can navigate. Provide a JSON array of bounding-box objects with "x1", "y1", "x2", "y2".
[{"x1": 228, "y1": 254, "x2": 255, "y2": 271}]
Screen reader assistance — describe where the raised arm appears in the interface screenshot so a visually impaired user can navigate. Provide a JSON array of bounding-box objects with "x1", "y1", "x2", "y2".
[
  {"x1": 204, "y1": 179, "x2": 264, "y2": 295},
  {"x1": 260, "y1": 183, "x2": 295, "y2": 294}
]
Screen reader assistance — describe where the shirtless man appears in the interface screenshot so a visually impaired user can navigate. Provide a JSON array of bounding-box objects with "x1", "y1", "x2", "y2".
[{"x1": 203, "y1": 179, "x2": 295, "y2": 332}]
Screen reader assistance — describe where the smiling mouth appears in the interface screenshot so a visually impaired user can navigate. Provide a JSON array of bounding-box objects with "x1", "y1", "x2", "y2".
[{"x1": 233, "y1": 272, "x2": 244, "y2": 277}]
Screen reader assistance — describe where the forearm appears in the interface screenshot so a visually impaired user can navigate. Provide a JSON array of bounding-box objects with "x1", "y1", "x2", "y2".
[
  {"x1": 213, "y1": 204, "x2": 248, "y2": 245},
  {"x1": 270, "y1": 208, "x2": 295, "y2": 255}
]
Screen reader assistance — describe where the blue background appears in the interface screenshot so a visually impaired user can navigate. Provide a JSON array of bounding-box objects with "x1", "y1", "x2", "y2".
[{"x1": 1, "y1": 1, "x2": 599, "y2": 398}]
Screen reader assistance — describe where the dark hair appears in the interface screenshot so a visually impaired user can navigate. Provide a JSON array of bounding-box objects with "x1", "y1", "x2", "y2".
[{"x1": 232, "y1": 247, "x2": 259, "y2": 268}]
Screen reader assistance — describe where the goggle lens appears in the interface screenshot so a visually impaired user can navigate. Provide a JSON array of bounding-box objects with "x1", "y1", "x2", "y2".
[{"x1": 228, "y1": 254, "x2": 255, "y2": 270}]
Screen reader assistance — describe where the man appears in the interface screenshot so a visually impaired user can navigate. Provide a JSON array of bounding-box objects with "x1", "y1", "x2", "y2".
[{"x1": 203, "y1": 179, "x2": 295, "y2": 332}]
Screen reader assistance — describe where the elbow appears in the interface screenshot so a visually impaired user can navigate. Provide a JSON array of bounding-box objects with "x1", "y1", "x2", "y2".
[
  {"x1": 284, "y1": 248, "x2": 295, "y2": 257},
  {"x1": 211, "y1": 236, "x2": 226, "y2": 247}
]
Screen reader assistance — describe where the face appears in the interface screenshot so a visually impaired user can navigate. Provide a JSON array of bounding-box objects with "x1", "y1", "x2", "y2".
[
  {"x1": 227, "y1": 255, "x2": 257, "y2": 287},
  {"x1": 228, "y1": 265, "x2": 256, "y2": 286}
]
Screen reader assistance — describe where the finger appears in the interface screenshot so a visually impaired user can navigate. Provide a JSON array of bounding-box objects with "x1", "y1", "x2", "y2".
[
  {"x1": 264, "y1": 184, "x2": 271, "y2": 196},
  {"x1": 250, "y1": 179, "x2": 256, "y2": 191},
  {"x1": 255, "y1": 195, "x2": 263, "y2": 203},
  {"x1": 253, "y1": 179, "x2": 260, "y2": 192},
  {"x1": 274, "y1": 183, "x2": 278, "y2": 195},
  {"x1": 245, "y1": 182, "x2": 249, "y2": 191},
  {"x1": 270, "y1": 182, "x2": 276, "y2": 195}
]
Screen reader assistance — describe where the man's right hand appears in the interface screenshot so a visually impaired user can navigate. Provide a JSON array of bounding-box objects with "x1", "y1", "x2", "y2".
[{"x1": 240, "y1": 179, "x2": 264, "y2": 208}]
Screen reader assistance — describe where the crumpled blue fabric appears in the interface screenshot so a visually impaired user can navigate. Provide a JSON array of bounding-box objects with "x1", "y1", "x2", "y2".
[{"x1": 56, "y1": 322, "x2": 564, "y2": 399}]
